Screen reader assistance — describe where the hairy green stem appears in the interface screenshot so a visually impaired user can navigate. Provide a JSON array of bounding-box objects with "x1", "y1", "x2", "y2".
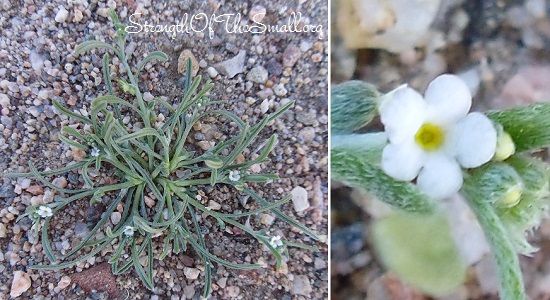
[{"x1": 462, "y1": 188, "x2": 526, "y2": 300}]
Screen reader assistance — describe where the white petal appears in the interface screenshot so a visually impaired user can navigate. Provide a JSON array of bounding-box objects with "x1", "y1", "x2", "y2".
[
  {"x1": 379, "y1": 87, "x2": 426, "y2": 144},
  {"x1": 451, "y1": 112, "x2": 497, "y2": 168},
  {"x1": 424, "y1": 74, "x2": 472, "y2": 125},
  {"x1": 381, "y1": 141, "x2": 424, "y2": 181},
  {"x1": 417, "y1": 154, "x2": 463, "y2": 200}
]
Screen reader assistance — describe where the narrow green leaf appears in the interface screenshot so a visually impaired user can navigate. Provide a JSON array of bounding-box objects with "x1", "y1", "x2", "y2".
[
  {"x1": 137, "y1": 51, "x2": 169, "y2": 73},
  {"x1": 487, "y1": 103, "x2": 550, "y2": 152},
  {"x1": 331, "y1": 81, "x2": 380, "y2": 134},
  {"x1": 76, "y1": 40, "x2": 121, "y2": 58},
  {"x1": 331, "y1": 148, "x2": 435, "y2": 214}
]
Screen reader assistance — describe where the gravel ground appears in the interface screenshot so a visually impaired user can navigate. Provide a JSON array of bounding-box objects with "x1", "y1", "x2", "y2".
[
  {"x1": 0, "y1": 0, "x2": 328, "y2": 299},
  {"x1": 331, "y1": 0, "x2": 550, "y2": 299}
]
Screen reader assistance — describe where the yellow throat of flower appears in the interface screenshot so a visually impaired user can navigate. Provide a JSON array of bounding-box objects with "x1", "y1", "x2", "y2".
[{"x1": 415, "y1": 123, "x2": 445, "y2": 151}]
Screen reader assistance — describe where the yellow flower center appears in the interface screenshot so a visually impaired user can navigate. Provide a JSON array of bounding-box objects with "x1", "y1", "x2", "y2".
[{"x1": 415, "y1": 123, "x2": 445, "y2": 151}]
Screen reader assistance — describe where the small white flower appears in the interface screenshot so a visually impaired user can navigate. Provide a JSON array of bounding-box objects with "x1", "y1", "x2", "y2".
[
  {"x1": 91, "y1": 147, "x2": 100, "y2": 157},
  {"x1": 123, "y1": 226, "x2": 135, "y2": 236},
  {"x1": 379, "y1": 74, "x2": 497, "y2": 199},
  {"x1": 196, "y1": 194, "x2": 202, "y2": 201},
  {"x1": 36, "y1": 206, "x2": 53, "y2": 218},
  {"x1": 228, "y1": 170, "x2": 241, "y2": 182},
  {"x1": 269, "y1": 235, "x2": 283, "y2": 249}
]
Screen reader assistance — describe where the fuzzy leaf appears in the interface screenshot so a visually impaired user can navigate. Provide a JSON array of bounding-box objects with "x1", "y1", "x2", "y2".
[
  {"x1": 487, "y1": 103, "x2": 550, "y2": 152},
  {"x1": 331, "y1": 148, "x2": 434, "y2": 214},
  {"x1": 331, "y1": 81, "x2": 380, "y2": 134},
  {"x1": 372, "y1": 213, "x2": 467, "y2": 296}
]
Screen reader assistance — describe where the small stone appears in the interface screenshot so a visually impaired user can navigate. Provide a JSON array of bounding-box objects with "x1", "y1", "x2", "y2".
[
  {"x1": 143, "y1": 92, "x2": 154, "y2": 102},
  {"x1": 260, "y1": 99, "x2": 269, "y2": 114},
  {"x1": 55, "y1": 8, "x2": 69, "y2": 23},
  {"x1": 283, "y1": 45, "x2": 301, "y2": 67},
  {"x1": 26, "y1": 185, "x2": 43, "y2": 196},
  {"x1": 265, "y1": 58, "x2": 283, "y2": 76},
  {"x1": 110, "y1": 212, "x2": 121, "y2": 225},
  {"x1": 58, "y1": 276, "x2": 72, "y2": 289},
  {"x1": 298, "y1": 127, "x2": 315, "y2": 143},
  {"x1": 72, "y1": 148, "x2": 87, "y2": 162},
  {"x1": 75, "y1": 221, "x2": 89, "y2": 238},
  {"x1": 183, "y1": 267, "x2": 200, "y2": 280},
  {"x1": 273, "y1": 83, "x2": 287, "y2": 96},
  {"x1": 52, "y1": 177, "x2": 68, "y2": 188},
  {"x1": 29, "y1": 51, "x2": 44, "y2": 72},
  {"x1": 259, "y1": 213, "x2": 275, "y2": 225},
  {"x1": 0, "y1": 223, "x2": 7, "y2": 238},
  {"x1": 144, "y1": 196, "x2": 156, "y2": 208},
  {"x1": 215, "y1": 50, "x2": 246, "y2": 78},
  {"x1": 314, "y1": 257, "x2": 326, "y2": 270},
  {"x1": 197, "y1": 141, "x2": 214, "y2": 151},
  {"x1": 206, "y1": 67, "x2": 218, "y2": 78},
  {"x1": 73, "y1": 9, "x2": 83, "y2": 22},
  {"x1": 246, "y1": 66, "x2": 268, "y2": 84},
  {"x1": 249, "y1": 5, "x2": 267, "y2": 22},
  {"x1": 177, "y1": 50, "x2": 199, "y2": 76},
  {"x1": 257, "y1": 88, "x2": 274, "y2": 100},
  {"x1": 208, "y1": 200, "x2": 221, "y2": 210},
  {"x1": 290, "y1": 275, "x2": 312, "y2": 296},
  {"x1": 0, "y1": 93, "x2": 9, "y2": 107},
  {"x1": 291, "y1": 186, "x2": 310, "y2": 212},
  {"x1": 19, "y1": 178, "x2": 31, "y2": 189},
  {"x1": 10, "y1": 271, "x2": 31, "y2": 297}
]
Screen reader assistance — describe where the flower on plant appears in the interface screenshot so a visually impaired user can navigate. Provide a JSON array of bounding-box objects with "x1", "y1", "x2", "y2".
[
  {"x1": 36, "y1": 205, "x2": 53, "y2": 218},
  {"x1": 229, "y1": 170, "x2": 241, "y2": 181},
  {"x1": 123, "y1": 226, "x2": 135, "y2": 236},
  {"x1": 269, "y1": 235, "x2": 283, "y2": 249},
  {"x1": 379, "y1": 74, "x2": 497, "y2": 200},
  {"x1": 91, "y1": 147, "x2": 100, "y2": 157}
]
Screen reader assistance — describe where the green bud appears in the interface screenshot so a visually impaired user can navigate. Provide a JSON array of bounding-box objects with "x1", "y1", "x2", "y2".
[
  {"x1": 463, "y1": 162, "x2": 524, "y2": 208},
  {"x1": 331, "y1": 81, "x2": 380, "y2": 134},
  {"x1": 204, "y1": 156, "x2": 223, "y2": 169},
  {"x1": 493, "y1": 123, "x2": 515, "y2": 161}
]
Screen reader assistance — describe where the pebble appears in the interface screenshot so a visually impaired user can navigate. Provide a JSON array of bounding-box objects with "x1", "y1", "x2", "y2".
[
  {"x1": 110, "y1": 212, "x2": 121, "y2": 225},
  {"x1": 26, "y1": 185, "x2": 43, "y2": 196},
  {"x1": 52, "y1": 177, "x2": 68, "y2": 188},
  {"x1": 177, "y1": 50, "x2": 199, "y2": 76},
  {"x1": 206, "y1": 67, "x2": 218, "y2": 78},
  {"x1": 283, "y1": 45, "x2": 301, "y2": 67},
  {"x1": 57, "y1": 276, "x2": 72, "y2": 289},
  {"x1": 183, "y1": 267, "x2": 200, "y2": 280},
  {"x1": 265, "y1": 58, "x2": 283, "y2": 76},
  {"x1": 29, "y1": 51, "x2": 44, "y2": 72},
  {"x1": 74, "y1": 221, "x2": 89, "y2": 238},
  {"x1": 72, "y1": 148, "x2": 87, "y2": 162},
  {"x1": 299, "y1": 127, "x2": 316, "y2": 143},
  {"x1": 55, "y1": 8, "x2": 69, "y2": 23},
  {"x1": 73, "y1": 9, "x2": 83, "y2": 22},
  {"x1": 0, "y1": 93, "x2": 9, "y2": 107},
  {"x1": 10, "y1": 270, "x2": 31, "y2": 297},
  {"x1": 290, "y1": 275, "x2": 312, "y2": 296},
  {"x1": 215, "y1": 50, "x2": 246, "y2": 78},
  {"x1": 144, "y1": 196, "x2": 156, "y2": 208},
  {"x1": 0, "y1": 223, "x2": 6, "y2": 238},
  {"x1": 208, "y1": 200, "x2": 221, "y2": 210},
  {"x1": 273, "y1": 83, "x2": 287, "y2": 96},
  {"x1": 249, "y1": 5, "x2": 267, "y2": 22},
  {"x1": 143, "y1": 92, "x2": 154, "y2": 102},
  {"x1": 257, "y1": 88, "x2": 274, "y2": 100},
  {"x1": 291, "y1": 186, "x2": 310, "y2": 212},
  {"x1": 260, "y1": 99, "x2": 269, "y2": 114},
  {"x1": 259, "y1": 213, "x2": 275, "y2": 225}
]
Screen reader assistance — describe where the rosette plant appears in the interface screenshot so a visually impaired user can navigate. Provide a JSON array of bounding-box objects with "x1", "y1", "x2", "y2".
[
  {"x1": 332, "y1": 74, "x2": 550, "y2": 299},
  {"x1": 7, "y1": 11, "x2": 320, "y2": 297}
]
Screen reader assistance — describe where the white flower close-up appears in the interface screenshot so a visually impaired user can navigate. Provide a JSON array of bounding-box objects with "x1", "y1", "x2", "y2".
[
  {"x1": 379, "y1": 74, "x2": 497, "y2": 199},
  {"x1": 228, "y1": 170, "x2": 241, "y2": 181},
  {"x1": 36, "y1": 205, "x2": 53, "y2": 218},
  {"x1": 123, "y1": 226, "x2": 135, "y2": 236},
  {"x1": 91, "y1": 147, "x2": 100, "y2": 157},
  {"x1": 269, "y1": 235, "x2": 283, "y2": 249}
]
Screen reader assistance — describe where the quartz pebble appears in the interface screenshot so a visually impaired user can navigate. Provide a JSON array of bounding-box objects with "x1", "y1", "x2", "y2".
[
  {"x1": 291, "y1": 186, "x2": 310, "y2": 212},
  {"x1": 283, "y1": 45, "x2": 301, "y2": 67},
  {"x1": 55, "y1": 8, "x2": 69, "y2": 23},
  {"x1": 177, "y1": 50, "x2": 199, "y2": 76},
  {"x1": 290, "y1": 275, "x2": 312, "y2": 296},
  {"x1": 10, "y1": 271, "x2": 31, "y2": 297},
  {"x1": 183, "y1": 267, "x2": 200, "y2": 280},
  {"x1": 215, "y1": 50, "x2": 246, "y2": 78},
  {"x1": 110, "y1": 212, "x2": 121, "y2": 225}
]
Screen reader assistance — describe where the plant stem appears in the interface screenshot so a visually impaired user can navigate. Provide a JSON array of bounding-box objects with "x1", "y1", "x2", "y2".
[{"x1": 462, "y1": 189, "x2": 526, "y2": 300}]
